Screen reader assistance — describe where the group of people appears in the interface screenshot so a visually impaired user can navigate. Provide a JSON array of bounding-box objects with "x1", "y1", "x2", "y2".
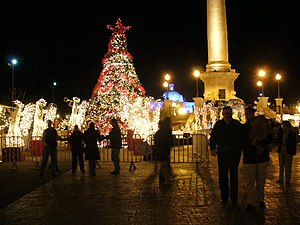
[
  {"x1": 210, "y1": 106, "x2": 297, "y2": 210},
  {"x1": 39, "y1": 118, "x2": 122, "y2": 177},
  {"x1": 39, "y1": 107, "x2": 297, "y2": 206}
]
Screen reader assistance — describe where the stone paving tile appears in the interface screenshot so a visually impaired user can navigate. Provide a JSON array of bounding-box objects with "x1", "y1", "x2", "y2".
[{"x1": 0, "y1": 151, "x2": 299, "y2": 225}]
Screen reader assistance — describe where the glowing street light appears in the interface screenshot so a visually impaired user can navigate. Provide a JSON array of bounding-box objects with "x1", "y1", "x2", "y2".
[
  {"x1": 193, "y1": 69, "x2": 200, "y2": 97},
  {"x1": 275, "y1": 73, "x2": 282, "y2": 98},
  {"x1": 163, "y1": 81, "x2": 169, "y2": 100},
  {"x1": 163, "y1": 74, "x2": 171, "y2": 100},
  {"x1": 258, "y1": 69, "x2": 265, "y2": 96},
  {"x1": 257, "y1": 81, "x2": 263, "y2": 96},
  {"x1": 164, "y1": 73, "x2": 171, "y2": 81},
  {"x1": 53, "y1": 82, "x2": 57, "y2": 103},
  {"x1": 8, "y1": 58, "x2": 18, "y2": 105}
]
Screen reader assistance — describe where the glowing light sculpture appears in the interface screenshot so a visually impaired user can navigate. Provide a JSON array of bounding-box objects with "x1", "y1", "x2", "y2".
[
  {"x1": 119, "y1": 96, "x2": 161, "y2": 140},
  {"x1": 32, "y1": 98, "x2": 47, "y2": 137},
  {"x1": 43, "y1": 103, "x2": 57, "y2": 125},
  {"x1": 194, "y1": 101, "x2": 218, "y2": 131},
  {"x1": 6, "y1": 100, "x2": 25, "y2": 147},
  {"x1": 19, "y1": 102, "x2": 35, "y2": 137},
  {"x1": 87, "y1": 18, "x2": 146, "y2": 133}
]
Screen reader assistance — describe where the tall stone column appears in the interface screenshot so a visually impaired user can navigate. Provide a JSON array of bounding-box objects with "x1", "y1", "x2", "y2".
[
  {"x1": 206, "y1": 0, "x2": 230, "y2": 72},
  {"x1": 200, "y1": 0, "x2": 239, "y2": 101}
]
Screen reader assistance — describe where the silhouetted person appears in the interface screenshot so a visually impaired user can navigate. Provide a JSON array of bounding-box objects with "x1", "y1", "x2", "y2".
[
  {"x1": 243, "y1": 107, "x2": 273, "y2": 210},
  {"x1": 39, "y1": 120, "x2": 58, "y2": 177},
  {"x1": 107, "y1": 118, "x2": 122, "y2": 175},
  {"x1": 69, "y1": 125, "x2": 85, "y2": 175},
  {"x1": 83, "y1": 122, "x2": 104, "y2": 176},
  {"x1": 210, "y1": 106, "x2": 243, "y2": 205},
  {"x1": 276, "y1": 120, "x2": 297, "y2": 185},
  {"x1": 154, "y1": 117, "x2": 173, "y2": 185}
]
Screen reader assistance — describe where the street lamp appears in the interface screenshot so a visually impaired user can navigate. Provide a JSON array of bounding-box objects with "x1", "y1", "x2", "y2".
[
  {"x1": 257, "y1": 81, "x2": 263, "y2": 96},
  {"x1": 8, "y1": 58, "x2": 18, "y2": 105},
  {"x1": 53, "y1": 82, "x2": 57, "y2": 103},
  {"x1": 193, "y1": 70, "x2": 200, "y2": 97},
  {"x1": 258, "y1": 69, "x2": 265, "y2": 96},
  {"x1": 275, "y1": 73, "x2": 282, "y2": 98},
  {"x1": 164, "y1": 73, "x2": 170, "y2": 82},
  {"x1": 163, "y1": 81, "x2": 169, "y2": 100},
  {"x1": 163, "y1": 74, "x2": 171, "y2": 100}
]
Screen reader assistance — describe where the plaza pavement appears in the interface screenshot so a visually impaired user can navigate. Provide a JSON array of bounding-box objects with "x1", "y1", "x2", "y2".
[{"x1": 0, "y1": 151, "x2": 299, "y2": 225}]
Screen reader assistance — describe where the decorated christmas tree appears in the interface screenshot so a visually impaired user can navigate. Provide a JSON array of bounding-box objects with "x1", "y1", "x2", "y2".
[{"x1": 86, "y1": 18, "x2": 146, "y2": 133}]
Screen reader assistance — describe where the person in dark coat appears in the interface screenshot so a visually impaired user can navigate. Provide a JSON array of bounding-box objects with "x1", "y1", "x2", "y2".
[
  {"x1": 83, "y1": 122, "x2": 104, "y2": 176},
  {"x1": 154, "y1": 117, "x2": 173, "y2": 185},
  {"x1": 276, "y1": 120, "x2": 297, "y2": 185},
  {"x1": 69, "y1": 125, "x2": 85, "y2": 175},
  {"x1": 243, "y1": 107, "x2": 273, "y2": 210},
  {"x1": 209, "y1": 106, "x2": 243, "y2": 205},
  {"x1": 39, "y1": 120, "x2": 58, "y2": 177},
  {"x1": 107, "y1": 118, "x2": 122, "y2": 175}
]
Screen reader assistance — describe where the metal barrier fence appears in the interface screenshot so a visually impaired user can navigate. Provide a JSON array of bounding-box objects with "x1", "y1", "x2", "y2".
[{"x1": 0, "y1": 131, "x2": 210, "y2": 170}]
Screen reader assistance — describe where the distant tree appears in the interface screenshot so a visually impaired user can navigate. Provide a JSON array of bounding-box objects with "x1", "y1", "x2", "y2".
[{"x1": 0, "y1": 88, "x2": 32, "y2": 106}]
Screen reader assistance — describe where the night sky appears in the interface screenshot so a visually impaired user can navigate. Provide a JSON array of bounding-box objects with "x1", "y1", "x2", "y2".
[{"x1": 1, "y1": 1, "x2": 299, "y2": 113}]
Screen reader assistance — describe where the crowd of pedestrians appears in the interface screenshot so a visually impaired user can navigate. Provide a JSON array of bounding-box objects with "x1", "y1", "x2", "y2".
[
  {"x1": 38, "y1": 107, "x2": 298, "y2": 211},
  {"x1": 39, "y1": 119, "x2": 121, "y2": 177},
  {"x1": 210, "y1": 105, "x2": 298, "y2": 210}
]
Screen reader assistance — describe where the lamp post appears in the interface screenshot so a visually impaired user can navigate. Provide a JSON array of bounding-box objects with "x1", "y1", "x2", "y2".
[
  {"x1": 193, "y1": 69, "x2": 200, "y2": 97},
  {"x1": 275, "y1": 73, "x2": 281, "y2": 98},
  {"x1": 164, "y1": 73, "x2": 171, "y2": 100},
  {"x1": 8, "y1": 59, "x2": 18, "y2": 105},
  {"x1": 258, "y1": 69, "x2": 265, "y2": 96},
  {"x1": 257, "y1": 81, "x2": 263, "y2": 96},
  {"x1": 165, "y1": 73, "x2": 170, "y2": 82},
  {"x1": 53, "y1": 82, "x2": 57, "y2": 103},
  {"x1": 275, "y1": 73, "x2": 283, "y2": 116},
  {"x1": 163, "y1": 81, "x2": 169, "y2": 100}
]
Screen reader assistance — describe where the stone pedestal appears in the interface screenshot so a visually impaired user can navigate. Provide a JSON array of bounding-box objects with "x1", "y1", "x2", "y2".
[
  {"x1": 200, "y1": 70, "x2": 239, "y2": 101},
  {"x1": 164, "y1": 100, "x2": 173, "y2": 117},
  {"x1": 275, "y1": 98, "x2": 283, "y2": 114},
  {"x1": 193, "y1": 97, "x2": 204, "y2": 108},
  {"x1": 257, "y1": 96, "x2": 269, "y2": 114}
]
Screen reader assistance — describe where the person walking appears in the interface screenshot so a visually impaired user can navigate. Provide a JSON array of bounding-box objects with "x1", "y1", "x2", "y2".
[
  {"x1": 154, "y1": 117, "x2": 173, "y2": 185},
  {"x1": 39, "y1": 120, "x2": 58, "y2": 177},
  {"x1": 209, "y1": 106, "x2": 243, "y2": 205},
  {"x1": 275, "y1": 120, "x2": 297, "y2": 185},
  {"x1": 83, "y1": 122, "x2": 104, "y2": 177},
  {"x1": 69, "y1": 125, "x2": 85, "y2": 175},
  {"x1": 107, "y1": 118, "x2": 122, "y2": 175},
  {"x1": 242, "y1": 107, "x2": 273, "y2": 210}
]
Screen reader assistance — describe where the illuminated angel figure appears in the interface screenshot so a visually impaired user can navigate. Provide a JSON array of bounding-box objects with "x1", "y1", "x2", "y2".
[
  {"x1": 6, "y1": 100, "x2": 25, "y2": 147},
  {"x1": 76, "y1": 100, "x2": 89, "y2": 130},
  {"x1": 69, "y1": 97, "x2": 81, "y2": 128},
  {"x1": 32, "y1": 98, "x2": 47, "y2": 137},
  {"x1": 43, "y1": 103, "x2": 57, "y2": 125}
]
